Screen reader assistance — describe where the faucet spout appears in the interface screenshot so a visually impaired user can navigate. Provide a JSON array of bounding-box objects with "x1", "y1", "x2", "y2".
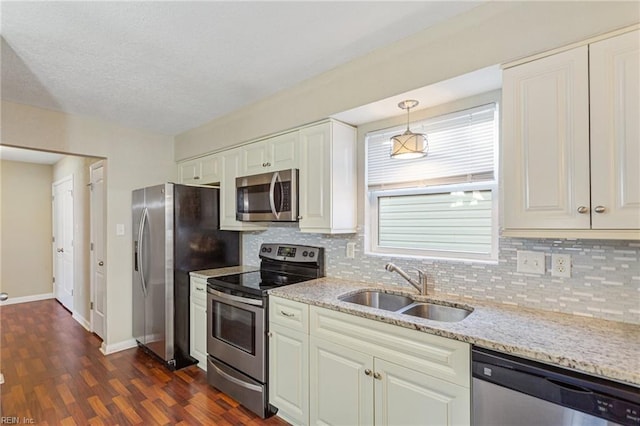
[{"x1": 384, "y1": 263, "x2": 428, "y2": 295}]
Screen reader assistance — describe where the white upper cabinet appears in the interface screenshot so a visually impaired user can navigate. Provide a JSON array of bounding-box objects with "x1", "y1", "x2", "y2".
[
  {"x1": 242, "y1": 131, "x2": 299, "y2": 176},
  {"x1": 502, "y1": 29, "x2": 640, "y2": 238},
  {"x1": 299, "y1": 120, "x2": 357, "y2": 234},
  {"x1": 219, "y1": 147, "x2": 266, "y2": 231},
  {"x1": 590, "y1": 30, "x2": 640, "y2": 230},
  {"x1": 179, "y1": 154, "x2": 221, "y2": 185}
]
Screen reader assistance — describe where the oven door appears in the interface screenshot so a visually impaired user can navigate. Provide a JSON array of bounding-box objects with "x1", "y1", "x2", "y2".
[
  {"x1": 236, "y1": 169, "x2": 298, "y2": 222},
  {"x1": 206, "y1": 287, "x2": 266, "y2": 382}
]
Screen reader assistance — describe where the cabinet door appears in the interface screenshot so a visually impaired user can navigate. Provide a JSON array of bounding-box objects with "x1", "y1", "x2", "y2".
[
  {"x1": 179, "y1": 159, "x2": 201, "y2": 184},
  {"x1": 200, "y1": 155, "x2": 221, "y2": 184},
  {"x1": 590, "y1": 30, "x2": 640, "y2": 229},
  {"x1": 374, "y1": 359, "x2": 470, "y2": 426},
  {"x1": 242, "y1": 141, "x2": 269, "y2": 176},
  {"x1": 269, "y1": 131, "x2": 299, "y2": 171},
  {"x1": 502, "y1": 46, "x2": 591, "y2": 229},
  {"x1": 190, "y1": 279, "x2": 208, "y2": 371},
  {"x1": 219, "y1": 149, "x2": 266, "y2": 231},
  {"x1": 310, "y1": 337, "x2": 373, "y2": 426},
  {"x1": 269, "y1": 323, "x2": 309, "y2": 425},
  {"x1": 299, "y1": 123, "x2": 331, "y2": 230}
]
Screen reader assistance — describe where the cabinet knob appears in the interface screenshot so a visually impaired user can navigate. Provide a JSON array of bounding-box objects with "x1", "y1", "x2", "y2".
[
  {"x1": 267, "y1": 331, "x2": 273, "y2": 338},
  {"x1": 57, "y1": 248, "x2": 64, "y2": 253},
  {"x1": 373, "y1": 372, "x2": 382, "y2": 380},
  {"x1": 577, "y1": 206, "x2": 589, "y2": 214},
  {"x1": 364, "y1": 369, "x2": 372, "y2": 376},
  {"x1": 297, "y1": 216, "x2": 303, "y2": 220},
  {"x1": 594, "y1": 206, "x2": 606, "y2": 214},
  {"x1": 98, "y1": 261, "x2": 104, "y2": 266},
  {"x1": 194, "y1": 176, "x2": 200, "y2": 180}
]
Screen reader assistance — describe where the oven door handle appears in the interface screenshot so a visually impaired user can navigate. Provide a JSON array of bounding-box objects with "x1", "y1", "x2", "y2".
[
  {"x1": 207, "y1": 287, "x2": 263, "y2": 307},
  {"x1": 209, "y1": 361, "x2": 263, "y2": 392},
  {"x1": 269, "y1": 171, "x2": 281, "y2": 220}
]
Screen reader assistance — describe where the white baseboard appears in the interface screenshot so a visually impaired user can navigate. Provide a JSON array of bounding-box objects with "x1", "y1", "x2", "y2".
[
  {"x1": 100, "y1": 338, "x2": 137, "y2": 355},
  {"x1": 72, "y1": 312, "x2": 91, "y2": 331},
  {"x1": 0, "y1": 293, "x2": 54, "y2": 306}
]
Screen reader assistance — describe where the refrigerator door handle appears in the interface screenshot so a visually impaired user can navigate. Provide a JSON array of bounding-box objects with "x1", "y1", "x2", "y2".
[
  {"x1": 137, "y1": 207, "x2": 149, "y2": 296},
  {"x1": 268, "y1": 171, "x2": 280, "y2": 220}
]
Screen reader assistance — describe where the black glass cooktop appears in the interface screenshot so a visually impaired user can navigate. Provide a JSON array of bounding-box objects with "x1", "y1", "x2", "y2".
[{"x1": 207, "y1": 270, "x2": 312, "y2": 298}]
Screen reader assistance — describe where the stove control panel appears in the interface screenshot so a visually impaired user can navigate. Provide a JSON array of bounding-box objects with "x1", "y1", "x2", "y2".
[{"x1": 259, "y1": 243, "x2": 322, "y2": 263}]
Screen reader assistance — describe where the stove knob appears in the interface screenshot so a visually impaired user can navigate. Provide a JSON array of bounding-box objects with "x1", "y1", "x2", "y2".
[
  {"x1": 309, "y1": 251, "x2": 315, "y2": 258},
  {"x1": 302, "y1": 251, "x2": 308, "y2": 257},
  {"x1": 267, "y1": 248, "x2": 272, "y2": 253},
  {"x1": 261, "y1": 247, "x2": 267, "y2": 253}
]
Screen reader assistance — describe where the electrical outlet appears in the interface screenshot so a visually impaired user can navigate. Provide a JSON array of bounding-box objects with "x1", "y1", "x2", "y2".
[
  {"x1": 552, "y1": 254, "x2": 571, "y2": 278},
  {"x1": 516, "y1": 250, "x2": 545, "y2": 274},
  {"x1": 346, "y1": 242, "x2": 356, "y2": 259}
]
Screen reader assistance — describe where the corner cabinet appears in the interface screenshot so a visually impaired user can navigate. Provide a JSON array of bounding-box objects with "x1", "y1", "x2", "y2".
[
  {"x1": 502, "y1": 29, "x2": 640, "y2": 239},
  {"x1": 189, "y1": 277, "x2": 208, "y2": 371},
  {"x1": 267, "y1": 296, "x2": 471, "y2": 426},
  {"x1": 299, "y1": 120, "x2": 357, "y2": 234}
]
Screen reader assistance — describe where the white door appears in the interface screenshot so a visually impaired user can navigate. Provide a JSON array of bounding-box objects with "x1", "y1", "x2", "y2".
[
  {"x1": 53, "y1": 176, "x2": 74, "y2": 311},
  {"x1": 90, "y1": 161, "x2": 106, "y2": 339},
  {"x1": 269, "y1": 323, "x2": 309, "y2": 425},
  {"x1": 590, "y1": 30, "x2": 640, "y2": 229},
  {"x1": 310, "y1": 336, "x2": 374, "y2": 426},
  {"x1": 374, "y1": 358, "x2": 470, "y2": 426}
]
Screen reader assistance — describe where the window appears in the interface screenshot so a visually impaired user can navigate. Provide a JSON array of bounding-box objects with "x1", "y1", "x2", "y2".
[{"x1": 366, "y1": 103, "x2": 498, "y2": 261}]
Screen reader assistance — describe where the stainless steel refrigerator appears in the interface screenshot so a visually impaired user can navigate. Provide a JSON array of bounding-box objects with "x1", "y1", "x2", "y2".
[{"x1": 132, "y1": 183, "x2": 240, "y2": 370}]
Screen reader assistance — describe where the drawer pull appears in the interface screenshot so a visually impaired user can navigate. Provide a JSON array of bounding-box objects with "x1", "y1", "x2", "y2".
[
  {"x1": 280, "y1": 310, "x2": 295, "y2": 318},
  {"x1": 196, "y1": 286, "x2": 205, "y2": 292}
]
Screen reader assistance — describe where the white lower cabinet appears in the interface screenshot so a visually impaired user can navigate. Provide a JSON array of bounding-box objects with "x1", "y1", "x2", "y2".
[
  {"x1": 268, "y1": 296, "x2": 471, "y2": 426},
  {"x1": 189, "y1": 277, "x2": 208, "y2": 371}
]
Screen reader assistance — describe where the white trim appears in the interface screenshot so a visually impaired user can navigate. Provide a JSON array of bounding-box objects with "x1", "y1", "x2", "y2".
[
  {"x1": 502, "y1": 24, "x2": 640, "y2": 69},
  {"x1": 100, "y1": 338, "x2": 137, "y2": 355},
  {"x1": 0, "y1": 293, "x2": 54, "y2": 306},
  {"x1": 72, "y1": 312, "x2": 91, "y2": 331}
]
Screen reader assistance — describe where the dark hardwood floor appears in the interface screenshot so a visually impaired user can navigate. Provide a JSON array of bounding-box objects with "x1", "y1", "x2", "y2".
[{"x1": 0, "y1": 299, "x2": 289, "y2": 425}]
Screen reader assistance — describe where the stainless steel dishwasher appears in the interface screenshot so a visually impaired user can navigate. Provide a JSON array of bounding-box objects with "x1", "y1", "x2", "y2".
[{"x1": 472, "y1": 347, "x2": 640, "y2": 426}]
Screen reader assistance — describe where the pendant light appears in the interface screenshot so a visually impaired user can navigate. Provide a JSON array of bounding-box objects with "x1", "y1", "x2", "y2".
[{"x1": 390, "y1": 100, "x2": 428, "y2": 159}]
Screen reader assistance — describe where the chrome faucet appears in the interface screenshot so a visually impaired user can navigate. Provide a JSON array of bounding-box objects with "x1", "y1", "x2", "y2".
[{"x1": 384, "y1": 263, "x2": 428, "y2": 295}]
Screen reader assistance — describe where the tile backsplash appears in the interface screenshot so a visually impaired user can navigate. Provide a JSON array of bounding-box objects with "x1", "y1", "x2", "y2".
[{"x1": 243, "y1": 224, "x2": 640, "y2": 324}]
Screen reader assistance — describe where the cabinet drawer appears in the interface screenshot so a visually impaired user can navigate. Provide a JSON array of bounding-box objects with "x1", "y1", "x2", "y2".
[
  {"x1": 270, "y1": 296, "x2": 309, "y2": 333},
  {"x1": 190, "y1": 279, "x2": 207, "y2": 303},
  {"x1": 310, "y1": 306, "x2": 470, "y2": 387}
]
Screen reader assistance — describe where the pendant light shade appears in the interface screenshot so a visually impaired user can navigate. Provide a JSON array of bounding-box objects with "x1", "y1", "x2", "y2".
[{"x1": 390, "y1": 100, "x2": 428, "y2": 159}]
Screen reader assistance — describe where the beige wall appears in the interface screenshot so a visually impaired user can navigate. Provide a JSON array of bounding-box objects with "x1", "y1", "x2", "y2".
[
  {"x1": 0, "y1": 160, "x2": 53, "y2": 298},
  {"x1": 175, "y1": 1, "x2": 640, "y2": 160},
  {"x1": 1, "y1": 102, "x2": 175, "y2": 350}
]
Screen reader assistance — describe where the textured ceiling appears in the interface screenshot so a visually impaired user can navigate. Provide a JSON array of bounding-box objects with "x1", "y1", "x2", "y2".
[{"x1": 1, "y1": 1, "x2": 482, "y2": 135}]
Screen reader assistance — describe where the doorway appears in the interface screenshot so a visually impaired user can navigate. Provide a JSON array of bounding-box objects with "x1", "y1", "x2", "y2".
[{"x1": 52, "y1": 175, "x2": 74, "y2": 311}]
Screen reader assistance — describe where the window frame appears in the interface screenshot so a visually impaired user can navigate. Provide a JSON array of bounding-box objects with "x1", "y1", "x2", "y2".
[{"x1": 364, "y1": 95, "x2": 500, "y2": 263}]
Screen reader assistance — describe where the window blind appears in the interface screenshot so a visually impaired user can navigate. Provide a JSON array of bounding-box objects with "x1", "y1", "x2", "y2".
[{"x1": 367, "y1": 104, "x2": 497, "y2": 189}]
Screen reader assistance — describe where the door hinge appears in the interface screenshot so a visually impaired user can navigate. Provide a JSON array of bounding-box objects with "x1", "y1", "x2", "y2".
[
  {"x1": 52, "y1": 236, "x2": 55, "y2": 243},
  {"x1": 90, "y1": 242, "x2": 94, "y2": 251},
  {"x1": 90, "y1": 301, "x2": 94, "y2": 310},
  {"x1": 52, "y1": 277, "x2": 55, "y2": 283},
  {"x1": 71, "y1": 289, "x2": 74, "y2": 296}
]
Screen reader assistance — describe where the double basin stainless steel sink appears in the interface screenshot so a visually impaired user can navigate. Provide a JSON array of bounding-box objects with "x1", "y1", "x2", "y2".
[{"x1": 339, "y1": 290, "x2": 472, "y2": 322}]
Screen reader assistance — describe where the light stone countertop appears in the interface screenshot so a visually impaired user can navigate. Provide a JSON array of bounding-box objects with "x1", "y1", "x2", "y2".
[
  {"x1": 189, "y1": 265, "x2": 259, "y2": 280},
  {"x1": 269, "y1": 277, "x2": 640, "y2": 388}
]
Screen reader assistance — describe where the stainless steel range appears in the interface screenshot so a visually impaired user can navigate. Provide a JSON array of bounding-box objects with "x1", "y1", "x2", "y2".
[{"x1": 206, "y1": 243, "x2": 324, "y2": 418}]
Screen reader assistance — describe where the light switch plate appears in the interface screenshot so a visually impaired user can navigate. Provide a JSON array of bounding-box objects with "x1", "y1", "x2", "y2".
[
  {"x1": 346, "y1": 242, "x2": 356, "y2": 259},
  {"x1": 516, "y1": 250, "x2": 545, "y2": 274},
  {"x1": 116, "y1": 224, "x2": 125, "y2": 236}
]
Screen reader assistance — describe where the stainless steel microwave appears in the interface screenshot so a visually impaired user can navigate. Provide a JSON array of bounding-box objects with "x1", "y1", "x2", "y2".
[{"x1": 236, "y1": 169, "x2": 299, "y2": 222}]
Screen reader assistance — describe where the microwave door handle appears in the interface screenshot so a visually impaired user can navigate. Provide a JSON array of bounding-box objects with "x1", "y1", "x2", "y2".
[{"x1": 269, "y1": 171, "x2": 280, "y2": 219}]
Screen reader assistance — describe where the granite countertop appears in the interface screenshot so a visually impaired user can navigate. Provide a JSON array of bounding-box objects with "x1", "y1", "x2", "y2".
[
  {"x1": 269, "y1": 277, "x2": 640, "y2": 387},
  {"x1": 190, "y1": 265, "x2": 259, "y2": 279}
]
